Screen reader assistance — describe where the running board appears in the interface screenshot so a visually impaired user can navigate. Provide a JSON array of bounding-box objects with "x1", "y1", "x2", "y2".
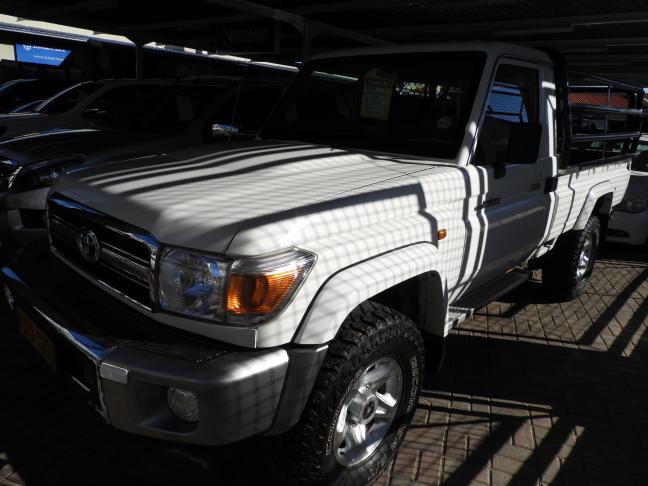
[{"x1": 446, "y1": 269, "x2": 531, "y2": 330}]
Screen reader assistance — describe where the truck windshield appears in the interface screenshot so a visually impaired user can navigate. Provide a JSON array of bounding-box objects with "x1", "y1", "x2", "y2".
[{"x1": 262, "y1": 52, "x2": 486, "y2": 159}]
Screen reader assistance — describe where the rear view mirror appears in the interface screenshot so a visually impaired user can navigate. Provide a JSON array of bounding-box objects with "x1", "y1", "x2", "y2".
[
  {"x1": 211, "y1": 123, "x2": 240, "y2": 139},
  {"x1": 507, "y1": 122, "x2": 542, "y2": 164}
]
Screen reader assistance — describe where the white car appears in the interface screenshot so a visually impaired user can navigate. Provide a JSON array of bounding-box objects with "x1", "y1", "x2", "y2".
[
  {"x1": 608, "y1": 136, "x2": 648, "y2": 246},
  {"x1": 2, "y1": 42, "x2": 637, "y2": 485}
]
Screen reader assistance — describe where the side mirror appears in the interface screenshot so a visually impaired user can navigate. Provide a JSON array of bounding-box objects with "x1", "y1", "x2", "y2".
[
  {"x1": 211, "y1": 123, "x2": 240, "y2": 139},
  {"x1": 507, "y1": 122, "x2": 542, "y2": 164},
  {"x1": 82, "y1": 108, "x2": 108, "y2": 120}
]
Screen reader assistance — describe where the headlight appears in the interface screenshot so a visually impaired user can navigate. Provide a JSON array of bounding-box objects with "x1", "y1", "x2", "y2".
[
  {"x1": 0, "y1": 159, "x2": 20, "y2": 191},
  {"x1": 13, "y1": 156, "x2": 85, "y2": 191},
  {"x1": 158, "y1": 247, "x2": 316, "y2": 325},
  {"x1": 159, "y1": 248, "x2": 229, "y2": 320},
  {"x1": 614, "y1": 199, "x2": 648, "y2": 213}
]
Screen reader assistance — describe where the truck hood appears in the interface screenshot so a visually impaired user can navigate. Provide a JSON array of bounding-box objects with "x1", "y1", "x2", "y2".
[{"x1": 54, "y1": 140, "x2": 436, "y2": 253}]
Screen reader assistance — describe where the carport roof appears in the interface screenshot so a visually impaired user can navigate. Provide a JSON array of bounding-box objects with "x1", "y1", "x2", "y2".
[{"x1": 1, "y1": 0, "x2": 648, "y2": 86}]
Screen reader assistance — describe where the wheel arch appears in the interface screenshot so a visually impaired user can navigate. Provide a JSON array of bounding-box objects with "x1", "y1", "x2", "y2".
[
  {"x1": 573, "y1": 182, "x2": 614, "y2": 233},
  {"x1": 293, "y1": 242, "x2": 448, "y2": 346}
]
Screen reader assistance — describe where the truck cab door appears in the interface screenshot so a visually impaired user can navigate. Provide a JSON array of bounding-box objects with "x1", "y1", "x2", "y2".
[{"x1": 466, "y1": 60, "x2": 552, "y2": 290}]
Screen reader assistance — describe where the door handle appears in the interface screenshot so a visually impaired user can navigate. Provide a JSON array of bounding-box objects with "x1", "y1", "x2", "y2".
[{"x1": 475, "y1": 197, "x2": 501, "y2": 210}]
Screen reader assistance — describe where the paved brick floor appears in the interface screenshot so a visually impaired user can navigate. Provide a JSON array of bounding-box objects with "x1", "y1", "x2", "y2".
[{"x1": 1, "y1": 244, "x2": 646, "y2": 486}]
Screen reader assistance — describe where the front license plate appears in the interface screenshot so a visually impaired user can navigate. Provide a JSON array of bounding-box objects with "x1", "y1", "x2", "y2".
[{"x1": 17, "y1": 309, "x2": 57, "y2": 371}]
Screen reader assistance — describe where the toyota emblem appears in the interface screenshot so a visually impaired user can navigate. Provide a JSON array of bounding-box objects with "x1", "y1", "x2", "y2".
[{"x1": 77, "y1": 229, "x2": 100, "y2": 263}]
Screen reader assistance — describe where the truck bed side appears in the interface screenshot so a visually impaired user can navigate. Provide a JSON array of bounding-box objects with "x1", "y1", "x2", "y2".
[{"x1": 545, "y1": 158, "x2": 631, "y2": 244}]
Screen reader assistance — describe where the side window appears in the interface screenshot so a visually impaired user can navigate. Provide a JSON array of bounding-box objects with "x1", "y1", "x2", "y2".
[
  {"x1": 476, "y1": 64, "x2": 539, "y2": 165},
  {"x1": 84, "y1": 85, "x2": 165, "y2": 122},
  {"x1": 38, "y1": 82, "x2": 103, "y2": 114}
]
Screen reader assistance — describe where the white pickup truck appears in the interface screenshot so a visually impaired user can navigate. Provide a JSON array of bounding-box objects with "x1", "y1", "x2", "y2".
[{"x1": 1, "y1": 42, "x2": 642, "y2": 485}]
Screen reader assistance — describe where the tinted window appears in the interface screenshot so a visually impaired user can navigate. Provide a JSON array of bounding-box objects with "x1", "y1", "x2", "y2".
[
  {"x1": 37, "y1": 82, "x2": 103, "y2": 114},
  {"x1": 85, "y1": 84, "x2": 173, "y2": 127},
  {"x1": 209, "y1": 86, "x2": 282, "y2": 135},
  {"x1": 262, "y1": 53, "x2": 486, "y2": 159},
  {"x1": 0, "y1": 79, "x2": 70, "y2": 112},
  {"x1": 8, "y1": 99, "x2": 43, "y2": 113},
  {"x1": 143, "y1": 85, "x2": 227, "y2": 133},
  {"x1": 475, "y1": 64, "x2": 539, "y2": 165}
]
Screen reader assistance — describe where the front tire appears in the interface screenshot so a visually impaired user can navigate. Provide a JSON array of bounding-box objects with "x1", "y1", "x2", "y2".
[
  {"x1": 543, "y1": 215, "x2": 600, "y2": 300},
  {"x1": 285, "y1": 301, "x2": 425, "y2": 485}
]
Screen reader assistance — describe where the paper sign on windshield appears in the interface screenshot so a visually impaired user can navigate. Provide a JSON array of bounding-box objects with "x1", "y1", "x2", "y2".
[{"x1": 361, "y1": 69, "x2": 396, "y2": 120}]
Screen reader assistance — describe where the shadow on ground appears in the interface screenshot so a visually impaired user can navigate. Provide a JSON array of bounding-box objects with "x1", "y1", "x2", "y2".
[{"x1": 404, "y1": 244, "x2": 648, "y2": 485}]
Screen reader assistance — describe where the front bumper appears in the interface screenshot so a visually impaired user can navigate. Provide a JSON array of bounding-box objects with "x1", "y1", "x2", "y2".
[{"x1": 2, "y1": 242, "x2": 327, "y2": 445}]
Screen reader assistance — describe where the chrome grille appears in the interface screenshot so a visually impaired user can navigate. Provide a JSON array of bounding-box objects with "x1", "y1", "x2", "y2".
[{"x1": 48, "y1": 195, "x2": 157, "y2": 308}]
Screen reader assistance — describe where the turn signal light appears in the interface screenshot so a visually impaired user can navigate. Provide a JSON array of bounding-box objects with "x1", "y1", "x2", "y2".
[
  {"x1": 226, "y1": 248, "x2": 317, "y2": 325},
  {"x1": 228, "y1": 270, "x2": 299, "y2": 315}
]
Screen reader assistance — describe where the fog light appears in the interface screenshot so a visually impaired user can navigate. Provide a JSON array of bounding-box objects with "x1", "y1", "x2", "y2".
[
  {"x1": 3, "y1": 284, "x2": 14, "y2": 310},
  {"x1": 167, "y1": 388, "x2": 199, "y2": 422}
]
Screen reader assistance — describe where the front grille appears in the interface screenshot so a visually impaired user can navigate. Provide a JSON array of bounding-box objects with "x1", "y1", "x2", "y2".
[{"x1": 48, "y1": 194, "x2": 156, "y2": 308}]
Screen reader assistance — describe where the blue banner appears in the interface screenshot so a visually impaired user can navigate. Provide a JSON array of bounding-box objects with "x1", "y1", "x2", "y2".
[{"x1": 15, "y1": 44, "x2": 71, "y2": 66}]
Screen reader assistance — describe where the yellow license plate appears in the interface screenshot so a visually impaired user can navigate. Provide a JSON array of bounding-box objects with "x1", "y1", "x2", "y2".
[{"x1": 17, "y1": 309, "x2": 57, "y2": 371}]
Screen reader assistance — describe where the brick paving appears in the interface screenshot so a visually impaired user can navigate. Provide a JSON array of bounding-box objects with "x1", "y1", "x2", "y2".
[{"x1": 1, "y1": 244, "x2": 647, "y2": 486}]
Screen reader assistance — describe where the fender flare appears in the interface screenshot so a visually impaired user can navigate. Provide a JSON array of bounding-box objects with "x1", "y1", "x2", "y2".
[
  {"x1": 572, "y1": 181, "x2": 614, "y2": 231},
  {"x1": 293, "y1": 242, "x2": 446, "y2": 345}
]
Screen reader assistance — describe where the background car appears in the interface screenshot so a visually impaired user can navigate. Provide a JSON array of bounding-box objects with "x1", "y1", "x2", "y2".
[
  {"x1": 0, "y1": 78, "x2": 72, "y2": 114},
  {"x1": 0, "y1": 79, "x2": 194, "y2": 140},
  {"x1": 0, "y1": 78, "x2": 285, "y2": 250},
  {"x1": 608, "y1": 136, "x2": 648, "y2": 246},
  {"x1": 6, "y1": 99, "x2": 45, "y2": 113}
]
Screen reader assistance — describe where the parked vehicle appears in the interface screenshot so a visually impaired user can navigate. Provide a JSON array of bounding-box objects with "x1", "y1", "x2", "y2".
[
  {"x1": 1, "y1": 43, "x2": 640, "y2": 485},
  {"x1": 7, "y1": 99, "x2": 44, "y2": 113},
  {"x1": 0, "y1": 78, "x2": 72, "y2": 114},
  {"x1": 0, "y1": 78, "x2": 256, "y2": 140},
  {"x1": 0, "y1": 80, "x2": 286, "y2": 250},
  {"x1": 608, "y1": 135, "x2": 648, "y2": 246}
]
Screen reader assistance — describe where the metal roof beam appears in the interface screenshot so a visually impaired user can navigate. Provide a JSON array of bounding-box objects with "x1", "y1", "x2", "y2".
[
  {"x1": 37, "y1": 0, "x2": 124, "y2": 15},
  {"x1": 290, "y1": 0, "x2": 518, "y2": 15},
  {"x1": 524, "y1": 37, "x2": 648, "y2": 48},
  {"x1": 123, "y1": 0, "x2": 518, "y2": 31},
  {"x1": 198, "y1": 0, "x2": 393, "y2": 46},
  {"x1": 123, "y1": 14, "x2": 257, "y2": 31},
  {"x1": 363, "y1": 11, "x2": 648, "y2": 37}
]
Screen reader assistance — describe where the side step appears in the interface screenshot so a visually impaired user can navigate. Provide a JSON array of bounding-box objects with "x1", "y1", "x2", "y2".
[{"x1": 446, "y1": 269, "x2": 531, "y2": 330}]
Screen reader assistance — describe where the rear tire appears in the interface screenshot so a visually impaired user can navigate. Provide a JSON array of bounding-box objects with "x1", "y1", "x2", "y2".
[
  {"x1": 542, "y1": 215, "x2": 600, "y2": 301},
  {"x1": 282, "y1": 301, "x2": 425, "y2": 486}
]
